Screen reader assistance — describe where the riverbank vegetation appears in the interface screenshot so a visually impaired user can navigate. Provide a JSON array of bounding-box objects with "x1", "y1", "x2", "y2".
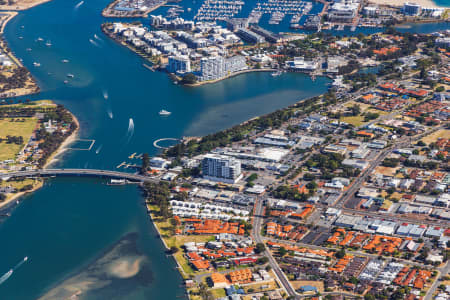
[{"x1": 165, "y1": 92, "x2": 338, "y2": 158}]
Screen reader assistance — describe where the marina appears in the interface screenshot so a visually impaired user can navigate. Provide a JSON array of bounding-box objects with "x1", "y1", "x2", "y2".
[{"x1": 194, "y1": 0, "x2": 244, "y2": 21}]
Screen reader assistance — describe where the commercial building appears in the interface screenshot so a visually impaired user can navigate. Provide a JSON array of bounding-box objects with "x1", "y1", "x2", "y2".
[
  {"x1": 328, "y1": 1, "x2": 359, "y2": 23},
  {"x1": 225, "y1": 18, "x2": 249, "y2": 32},
  {"x1": 403, "y1": 2, "x2": 421, "y2": 16},
  {"x1": 286, "y1": 57, "x2": 319, "y2": 72},
  {"x1": 167, "y1": 55, "x2": 191, "y2": 74},
  {"x1": 249, "y1": 25, "x2": 280, "y2": 43},
  {"x1": 202, "y1": 154, "x2": 242, "y2": 183},
  {"x1": 236, "y1": 28, "x2": 265, "y2": 44}
]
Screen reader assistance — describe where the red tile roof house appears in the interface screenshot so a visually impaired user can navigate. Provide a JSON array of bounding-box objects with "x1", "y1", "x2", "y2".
[{"x1": 231, "y1": 257, "x2": 257, "y2": 266}]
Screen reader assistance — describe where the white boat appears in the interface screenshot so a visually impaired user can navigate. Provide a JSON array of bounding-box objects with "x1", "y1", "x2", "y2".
[
  {"x1": 36, "y1": 37, "x2": 43, "y2": 42},
  {"x1": 18, "y1": 36, "x2": 23, "y2": 39},
  {"x1": 61, "y1": 59, "x2": 69, "y2": 63},
  {"x1": 63, "y1": 80, "x2": 69, "y2": 84},
  {"x1": 108, "y1": 179, "x2": 126, "y2": 185},
  {"x1": 26, "y1": 48, "x2": 32, "y2": 51},
  {"x1": 271, "y1": 70, "x2": 282, "y2": 77},
  {"x1": 159, "y1": 109, "x2": 171, "y2": 116},
  {"x1": 45, "y1": 40, "x2": 52, "y2": 47},
  {"x1": 33, "y1": 62, "x2": 40, "y2": 67},
  {"x1": 66, "y1": 73, "x2": 74, "y2": 78}
]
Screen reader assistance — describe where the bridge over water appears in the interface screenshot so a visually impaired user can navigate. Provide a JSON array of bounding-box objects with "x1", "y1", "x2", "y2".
[{"x1": 0, "y1": 169, "x2": 159, "y2": 183}]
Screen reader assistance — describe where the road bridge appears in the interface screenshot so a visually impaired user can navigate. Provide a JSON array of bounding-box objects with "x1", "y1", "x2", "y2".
[{"x1": 0, "y1": 169, "x2": 159, "y2": 183}]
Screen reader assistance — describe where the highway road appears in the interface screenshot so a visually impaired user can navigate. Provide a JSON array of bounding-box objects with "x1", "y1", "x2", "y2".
[{"x1": 252, "y1": 196, "x2": 299, "y2": 299}]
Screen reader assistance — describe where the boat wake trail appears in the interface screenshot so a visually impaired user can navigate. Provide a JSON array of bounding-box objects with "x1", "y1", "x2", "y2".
[
  {"x1": 89, "y1": 38, "x2": 100, "y2": 48},
  {"x1": 95, "y1": 145, "x2": 103, "y2": 154},
  {"x1": 0, "y1": 257, "x2": 28, "y2": 286},
  {"x1": 94, "y1": 34, "x2": 103, "y2": 42},
  {"x1": 0, "y1": 270, "x2": 12, "y2": 285},
  {"x1": 107, "y1": 107, "x2": 113, "y2": 119},
  {"x1": 14, "y1": 257, "x2": 28, "y2": 270},
  {"x1": 125, "y1": 118, "x2": 134, "y2": 144},
  {"x1": 74, "y1": 0, "x2": 84, "y2": 9}
]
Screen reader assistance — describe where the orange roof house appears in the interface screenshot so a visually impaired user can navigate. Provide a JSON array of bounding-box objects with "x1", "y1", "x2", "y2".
[
  {"x1": 191, "y1": 260, "x2": 211, "y2": 271},
  {"x1": 357, "y1": 131, "x2": 375, "y2": 138},
  {"x1": 210, "y1": 272, "x2": 229, "y2": 288},
  {"x1": 228, "y1": 268, "x2": 253, "y2": 284}
]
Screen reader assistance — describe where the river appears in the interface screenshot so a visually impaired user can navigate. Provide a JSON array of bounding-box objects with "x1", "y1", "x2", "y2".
[{"x1": 0, "y1": 0, "x2": 448, "y2": 298}]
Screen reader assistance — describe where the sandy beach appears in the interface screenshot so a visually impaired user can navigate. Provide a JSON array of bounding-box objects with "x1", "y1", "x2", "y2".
[
  {"x1": 0, "y1": 179, "x2": 43, "y2": 210},
  {"x1": 43, "y1": 111, "x2": 80, "y2": 168},
  {"x1": 368, "y1": 0, "x2": 444, "y2": 8}
]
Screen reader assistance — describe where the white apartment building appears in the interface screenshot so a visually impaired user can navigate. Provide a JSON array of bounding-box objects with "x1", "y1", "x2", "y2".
[
  {"x1": 167, "y1": 55, "x2": 191, "y2": 74},
  {"x1": 202, "y1": 154, "x2": 242, "y2": 183}
]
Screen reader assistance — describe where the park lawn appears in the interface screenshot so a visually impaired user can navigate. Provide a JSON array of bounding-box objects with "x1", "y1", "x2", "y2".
[
  {"x1": 173, "y1": 251, "x2": 194, "y2": 277},
  {"x1": 421, "y1": 129, "x2": 450, "y2": 144},
  {"x1": 340, "y1": 115, "x2": 365, "y2": 127},
  {"x1": 1, "y1": 178, "x2": 40, "y2": 190},
  {"x1": 210, "y1": 288, "x2": 226, "y2": 298},
  {"x1": 2, "y1": 99, "x2": 55, "y2": 108},
  {"x1": 0, "y1": 117, "x2": 37, "y2": 161}
]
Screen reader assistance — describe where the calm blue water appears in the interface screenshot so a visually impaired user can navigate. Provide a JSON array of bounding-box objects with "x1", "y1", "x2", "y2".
[
  {"x1": 0, "y1": 0, "x2": 449, "y2": 298},
  {"x1": 434, "y1": 0, "x2": 450, "y2": 7}
]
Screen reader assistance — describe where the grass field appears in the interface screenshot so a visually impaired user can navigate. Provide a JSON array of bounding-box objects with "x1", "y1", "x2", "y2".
[
  {"x1": 0, "y1": 117, "x2": 37, "y2": 161},
  {"x1": 340, "y1": 115, "x2": 366, "y2": 126},
  {"x1": 0, "y1": 178, "x2": 39, "y2": 190},
  {"x1": 421, "y1": 129, "x2": 450, "y2": 145},
  {"x1": 210, "y1": 288, "x2": 227, "y2": 298},
  {"x1": 242, "y1": 280, "x2": 278, "y2": 293}
]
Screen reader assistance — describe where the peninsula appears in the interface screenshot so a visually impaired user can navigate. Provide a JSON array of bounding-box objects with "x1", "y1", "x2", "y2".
[
  {"x1": 0, "y1": 12, "x2": 38, "y2": 98},
  {"x1": 0, "y1": 100, "x2": 78, "y2": 209}
]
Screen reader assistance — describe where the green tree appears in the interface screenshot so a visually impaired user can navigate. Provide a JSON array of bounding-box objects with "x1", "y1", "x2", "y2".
[
  {"x1": 335, "y1": 248, "x2": 346, "y2": 259},
  {"x1": 278, "y1": 247, "x2": 288, "y2": 257},
  {"x1": 255, "y1": 243, "x2": 266, "y2": 254},
  {"x1": 181, "y1": 73, "x2": 197, "y2": 84}
]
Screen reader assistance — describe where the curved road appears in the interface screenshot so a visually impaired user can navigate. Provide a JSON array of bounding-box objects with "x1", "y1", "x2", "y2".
[{"x1": 0, "y1": 169, "x2": 159, "y2": 183}]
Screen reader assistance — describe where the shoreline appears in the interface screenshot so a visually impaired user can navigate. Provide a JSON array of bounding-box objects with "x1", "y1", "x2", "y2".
[
  {"x1": 184, "y1": 68, "x2": 278, "y2": 87},
  {"x1": 0, "y1": 10, "x2": 40, "y2": 98},
  {"x1": 102, "y1": 26, "x2": 283, "y2": 87},
  {"x1": 0, "y1": 109, "x2": 80, "y2": 210},
  {"x1": 146, "y1": 203, "x2": 188, "y2": 280},
  {"x1": 101, "y1": 0, "x2": 167, "y2": 18},
  {"x1": 0, "y1": 179, "x2": 43, "y2": 210},
  {"x1": 43, "y1": 110, "x2": 80, "y2": 169},
  {"x1": 0, "y1": 11, "x2": 17, "y2": 33},
  {"x1": 0, "y1": 0, "x2": 53, "y2": 11}
]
